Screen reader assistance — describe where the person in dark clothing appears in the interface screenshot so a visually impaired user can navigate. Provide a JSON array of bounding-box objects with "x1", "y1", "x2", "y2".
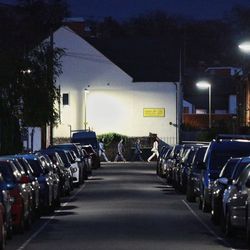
[{"x1": 131, "y1": 139, "x2": 144, "y2": 161}]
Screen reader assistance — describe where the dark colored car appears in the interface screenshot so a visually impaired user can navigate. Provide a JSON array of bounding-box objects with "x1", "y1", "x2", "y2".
[
  {"x1": 39, "y1": 149, "x2": 71, "y2": 196},
  {"x1": 81, "y1": 144, "x2": 100, "y2": 169},
  {"x1": 210, "y1": 157, "x2": 241, "y2": 224},
  {"x1": 14, "y1": 156, "x2": 40, "y2": 218},
  {"x1": 178, "y1": 146, "x2": 200, "y2": 192},
  {"x1": 48, "y1": 143, "x2": 86, "y2": 183},
  {"x1": 186, "y1": 146, "x2": 208, "y2": 202},
  {"x1": 165, "y1": 145, "x2": 182, "y2": 183},
  {"x1": 156, "y1": 146, "x2": 172, "y2": 177},
  {"x1": 0, "y1": 160, "x2": 29, "y2": 233},
  {"x1": 0, "y1": 173, "x2": 13, "y2": 240},
  {"x1": 20, "y1": 154, "x2": 54, "y2": 214},
  {"x1": 0, "y1": 199, "x2": 6, "y2": 250},
  {"x1": 48, "y1": 149, "x2": 77, "y2": 189},
  {"x1": 36, "y1": 153, "x2": 60, "y2": 208},
  {"x1": 222, "y1": 163, "x2": 250, "y2": 239},
  {"x1": 199, "y1": 136, "x2": 250, "y2": 212},
  {"x1": 71, "y1": 130, "x2": 99, "y2": 154}
]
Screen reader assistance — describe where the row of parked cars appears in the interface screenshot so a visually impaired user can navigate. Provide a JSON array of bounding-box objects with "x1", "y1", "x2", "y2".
[
  {"x1": 157, "y1": 134, "x2": 250, "y2": 245},
  {"x1": 0, "y1": 141, "x2": 100, "y2": 250}
]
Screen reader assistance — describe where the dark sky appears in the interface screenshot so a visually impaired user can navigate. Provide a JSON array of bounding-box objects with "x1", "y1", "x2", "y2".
[{"x1": 2, "y1": 0, "x2": 250, "y2": 20}]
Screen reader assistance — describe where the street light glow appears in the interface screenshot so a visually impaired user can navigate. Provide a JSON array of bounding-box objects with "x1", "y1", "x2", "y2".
[
  {"x1": 196, "y1": 81, "x2": 211, "y2": 89},
  {"x1": 238, "y1": 41, "x2": 250, "y2": 54}
]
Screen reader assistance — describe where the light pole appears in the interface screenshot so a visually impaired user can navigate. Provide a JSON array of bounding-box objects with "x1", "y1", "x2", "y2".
[
  {"x1": 196, "y1": 81, "x2": 212, "y2": 129},
  {"x1": 84, "y1": 89, "x2": 89, "y2": 130}
]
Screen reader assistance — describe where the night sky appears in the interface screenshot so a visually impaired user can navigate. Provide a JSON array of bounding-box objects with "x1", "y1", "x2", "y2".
[{"x1": 2, "y1": 0, "x2": 250, "y2": 20}]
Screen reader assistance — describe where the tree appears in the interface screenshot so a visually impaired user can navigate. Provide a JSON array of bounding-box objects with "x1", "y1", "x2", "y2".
[{"x1": 0, "y1": 0, "x2": 68, "y2": 153}]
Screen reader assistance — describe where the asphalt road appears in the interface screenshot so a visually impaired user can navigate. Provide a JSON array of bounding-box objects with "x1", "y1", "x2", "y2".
[{"x1": 5, "y1": 162, "x2": 248, "y2": 250}]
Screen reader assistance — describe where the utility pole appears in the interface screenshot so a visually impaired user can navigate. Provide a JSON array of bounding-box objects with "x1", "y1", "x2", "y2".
[{"x1": 49, "y1": 29, "x2": 54, "y2": 146}]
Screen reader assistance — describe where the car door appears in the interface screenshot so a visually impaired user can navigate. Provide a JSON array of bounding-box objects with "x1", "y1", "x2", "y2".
[{"x1": 229, "y1": 167, "x2": 250, "y2": 228}]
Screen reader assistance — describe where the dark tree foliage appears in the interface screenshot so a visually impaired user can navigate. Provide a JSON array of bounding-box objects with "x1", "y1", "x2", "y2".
[{"x1": 0, "y1": 0, "x2": 68, "y2": 154}]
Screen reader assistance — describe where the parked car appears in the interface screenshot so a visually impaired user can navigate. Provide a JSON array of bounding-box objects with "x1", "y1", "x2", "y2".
[
  {"x1": 157, "y1": 146, "x2": 172, "y2": 177},
  {"x1": 20, "y1": 154, "x2": 54, "y2": 214},
  {"x1": 199, "y1": 135, "x2": 250, "y2": 212},
  {"x1": 210, "y1": 157, "x2": 241, "y2": 224},
  {"x1": 0, "y1": 173, "x2": 13, "y2": 240},
  {"x1": 48, "y1": 143, "x2": 86, "y2": 183},
  {"x1": 49, "y1": 149, "x2": 78, "y2": 188},
  {"x1": 186, "y1": 146, "x2": 208, "y2": 202},
  {"x1": 39, "y1": 149, "x2": 71, "y2": 196},
  {"x1": 222, "y1": 163, "x2": 250, "y2": 239},
  {"x1": 81, "y1": 144, "x2": 100, "y2": 169},
  {"x1": 0, "y1": 159, "x2": 30, "y2": 233},
  {"x1": 13, "y1": 156, "x2": 40, "y2": 218},
  {"x1": 165, "y1": 145, "x2": 182, "y2": 183},
  {"x1": 71, "y1": 130, "x2": 99, "y2": 154},
  {"x1": 35, "y1": 153, "x2": 60, "y2": 208},
  {"x1": 178, "y1": 145, "x2": 200, "y2": 192},
  {"x1": 0, "y1": 200, "x2": 6, "y2": 250}
]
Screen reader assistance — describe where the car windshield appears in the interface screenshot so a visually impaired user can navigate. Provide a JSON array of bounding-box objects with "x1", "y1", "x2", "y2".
[
  {"x1": 211, "y1": 151, "x2": 250, "y2": 171},
  {"x1": 0, "y1": 162, "x2": 15, "y2": 182},
  {"x1": 57, "y1": 151, "x2": 70, "y2": 164},
  {"x1": 26, "y1": 159, "x2": 43, "y2": 177},
  {"x1": 233, "y1": 161, "x2": 250, "y2": 180},
  {"x1": 18, "y1": 158, "x2": 34, "y2": 175},
  {"x1": 219, "y1": 159, "x2": 239, "y2": 178}
]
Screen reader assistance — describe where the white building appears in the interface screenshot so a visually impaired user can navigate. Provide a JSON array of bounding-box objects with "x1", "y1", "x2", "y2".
[{"x1": 53, "y1": 26, "x2": 179, "y2": 144}]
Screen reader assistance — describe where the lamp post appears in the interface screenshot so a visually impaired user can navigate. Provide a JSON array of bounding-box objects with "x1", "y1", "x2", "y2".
[
  {"x1": 84, "y1": 89, "x2": 89, "y2": 130},
  {"x1": 196, "y1": 81, "x2": 212, "y2": 129}
]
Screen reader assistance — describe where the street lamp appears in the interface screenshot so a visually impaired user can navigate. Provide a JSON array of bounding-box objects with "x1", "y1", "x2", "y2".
[
  {"x1": 84, "y1": 89, "x2": 89, "y2": 130},
  {"x1": 196, "y1": 81, "x2": 212, "y2": 129}
]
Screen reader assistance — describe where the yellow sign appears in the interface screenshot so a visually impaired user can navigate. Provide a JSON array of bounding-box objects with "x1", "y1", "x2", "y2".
[{"x1": 143, "y1": 108, "x2": 165, "y2": 117}]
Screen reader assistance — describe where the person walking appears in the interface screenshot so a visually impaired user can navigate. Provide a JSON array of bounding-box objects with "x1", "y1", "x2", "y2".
[
  {"x1": 99, "y1": 139, "x2": 110, "y2": 162},
  {"x1": 147, "y1": 138, "x2": 159, "y2": 162},
  {"x1": 131, "y1": 139, "x2": 144, "y2": 161},
  {"x1": 114, "y1": 138, "x2": 126, "y2": 162}
]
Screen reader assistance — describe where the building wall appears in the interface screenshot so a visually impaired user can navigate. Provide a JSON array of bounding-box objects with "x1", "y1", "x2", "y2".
[{"x1": 53, "y1": 27, "x2": 178, "y2": 144}]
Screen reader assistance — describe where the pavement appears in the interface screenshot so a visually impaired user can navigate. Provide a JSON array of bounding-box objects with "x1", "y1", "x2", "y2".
[{"x1": 5, "y1": 162, "x2": 247, "y2": 250}]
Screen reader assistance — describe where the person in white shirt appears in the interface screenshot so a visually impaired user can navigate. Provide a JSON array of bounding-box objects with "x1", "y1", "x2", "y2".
[
  {"x1": 147, "y1": 138, "x2": 159, "y2": 162},
  {"x1": 99, "y1": 139, "x2": 110, "y2": 162}
]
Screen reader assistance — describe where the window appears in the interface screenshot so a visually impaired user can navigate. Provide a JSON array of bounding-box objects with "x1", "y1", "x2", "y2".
[{"x1": 62, "y1": 93, "x2": 69, "y2": 105}]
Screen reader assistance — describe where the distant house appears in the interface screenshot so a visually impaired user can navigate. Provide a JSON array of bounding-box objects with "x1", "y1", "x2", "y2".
[{"x1": 52, "y1": 26, "x2": 180, "y2": 144}]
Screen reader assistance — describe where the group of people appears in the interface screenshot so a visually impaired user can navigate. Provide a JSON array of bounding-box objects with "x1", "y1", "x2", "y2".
[{"x1": 98, "y1": 137, "x2": 159, "y2": 163}]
